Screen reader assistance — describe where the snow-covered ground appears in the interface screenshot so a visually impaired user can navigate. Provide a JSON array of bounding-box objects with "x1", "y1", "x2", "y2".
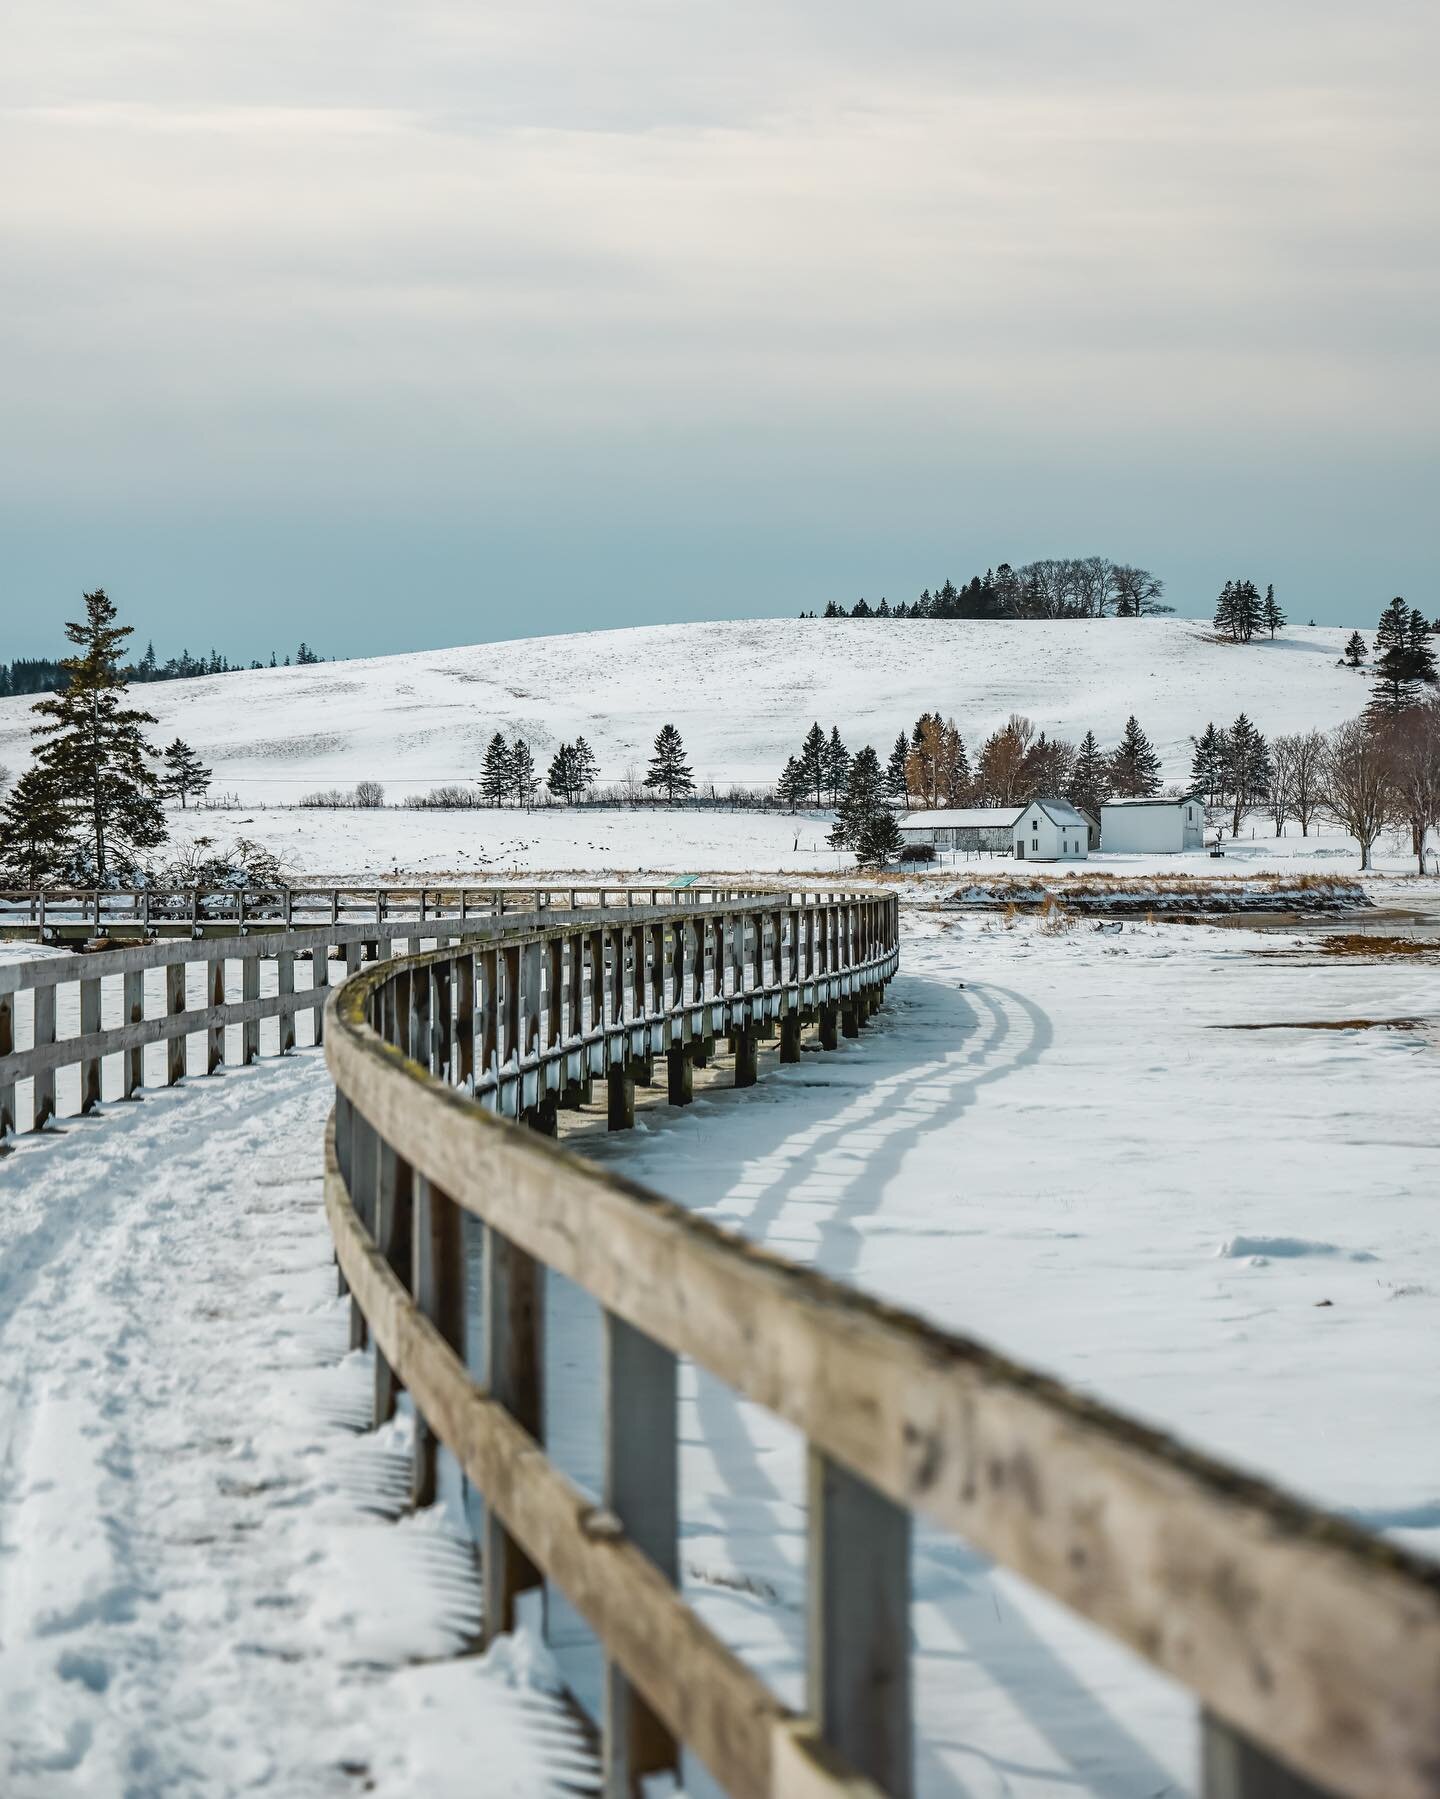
[
  {"x1": 0, "y1": 617, "x2": 1377, "y2": 806},
  {"x1": 3, "y1": 906, "x2": 1435, "y2": 1795},
  {"x1": 153, "y1": 801, "x2": 1434, "y2": 884},
  {"x1": 0, "y1": 1047, "x2": 595, "y2": 1797}
]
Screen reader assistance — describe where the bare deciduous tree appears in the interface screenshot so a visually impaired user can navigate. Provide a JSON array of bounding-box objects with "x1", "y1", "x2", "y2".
[
  {"x1": 1323, "y1": 719, "x2": 1395, "y2": 871},
  {"x1": 1381, "y1": 700, "x2": 1440, "y2": 874},
  {"x1": 1279, "y1": 728, "x2": 1328, "y2": 837}
]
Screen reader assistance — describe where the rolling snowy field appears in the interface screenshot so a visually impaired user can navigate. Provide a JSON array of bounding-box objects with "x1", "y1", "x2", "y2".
[{"x1": 0, "y1": 617, "x2": 1376, "y2": 805}]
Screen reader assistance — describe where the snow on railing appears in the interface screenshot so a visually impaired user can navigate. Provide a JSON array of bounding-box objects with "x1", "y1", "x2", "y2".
[{"x1": 324, "y1": 891, "x2": 1439, "y2": 1799}]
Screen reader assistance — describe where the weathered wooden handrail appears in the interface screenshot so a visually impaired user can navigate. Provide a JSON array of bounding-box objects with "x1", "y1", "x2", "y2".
[
  {"x1": 0, "y1": 884, "x2": 819, "y2": 1139},
  {"x1": 324, "y1": 893, "x2": 1440, "y2": 1799}
]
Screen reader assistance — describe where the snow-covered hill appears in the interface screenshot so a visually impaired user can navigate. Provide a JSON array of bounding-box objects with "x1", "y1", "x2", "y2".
[{"x1": 0, "y1": 617, "x2": 1370, "y2": 802}]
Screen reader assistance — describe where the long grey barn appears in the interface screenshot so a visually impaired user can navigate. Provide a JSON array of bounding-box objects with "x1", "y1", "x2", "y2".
[{"x1": 897, "y1": 807, "x2": 1021, "y2": 853}]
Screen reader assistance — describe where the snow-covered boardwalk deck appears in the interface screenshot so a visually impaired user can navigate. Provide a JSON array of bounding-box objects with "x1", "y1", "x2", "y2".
[{"x1": 0, "y1": 1050, "x2": 594, "y2": 1795}]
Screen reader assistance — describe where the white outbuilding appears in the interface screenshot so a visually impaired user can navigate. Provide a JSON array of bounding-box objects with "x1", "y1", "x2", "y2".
[
  {"x1": 1012, "y1": 798, "x2": 1090, "y2": 862},
  {"x1": 897, "y1": 807, "x2": 1022, "y2": 855},
  {"x1": 1100, "y1": 797, "x2": 1205, "y2": 853}
]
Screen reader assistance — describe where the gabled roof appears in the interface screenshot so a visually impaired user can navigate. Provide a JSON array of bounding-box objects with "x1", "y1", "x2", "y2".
[
  {"x1": 1101, "y1": 796, "x2": 1199, "y2": 809},
  {"x1": 897, "y1": 807, "x2": 1023, "y2": 829},
  {"x1": 1018, "y1": 797, "x2": 1088, "y2": 829}
]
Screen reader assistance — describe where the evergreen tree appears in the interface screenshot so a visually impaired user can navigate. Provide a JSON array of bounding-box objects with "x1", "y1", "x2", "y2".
[
  {"x1": 572, "y1": 736, "x2": 599, "y2": 795},
  {"x1": 824, "y1": 727, "x2": 851, "y2": 806},
  {"x1": 1189, "y1": 723, "x2": 1225, "y2": 804},
  {"x1": 829, "y1": 745, "x2": 886, "y2": 850},
  {"x1": 1067, "y1": 730, "x2": 1111, "y2": 814},
  {"x1": 644, "y1": 724, "x2": 694, "y2": 802},
  {"x1": 161, "y1": 737, "x2": 212, "y2": 809},
  {"x1": 1262, "y1": 584, "x2": 1286, "y2": 638},
  {"x1": 1108, "y1": 715, "x2": 1162, "y2": 797},
  {"x1": 137, "y1": 641, "x2": 158, "y2": 681},
  {"x1": 777, "y1": 756, "x2": 807, "y2": 813},
  {"x1": 1342, "y1": 630, "x2": 1368, "y2": 670},
  {"x1": 885, "y1": 732, "x2": 910, "y2": 803},
  {"x1": 799, "y1": 722, "x2": 827, "y2": 807},
  {"x1": 481, "y1": 732, "x2": 511, "y2": 806},
  {"x1": 30, "y1": 589, "x2": 166, "y2": 882},
  {"x1": 1368, "y1": 597, "x2": 1439, "y2": 719},
  {"x1": 546, "y1": 743, "x2": 580, "y2": 804},
  {"x1": 938, "y1": 721, "x2": 971, "y2": 805},
  {"x1": 855, "y1": 807, "x2": 903, "y2": 868},
  {"x1": 510, "y1": 738, "x2": 537, "y2": 807},
  {"x1": 0, "y1": 766, "x2": 74, "y2": 886},
  {"x1": 1215, "y1": 578, "x2": 1261, "y2": 643},
  {"x1": 1221, "y1": 712, "x2": 1272, "y2": 836}
]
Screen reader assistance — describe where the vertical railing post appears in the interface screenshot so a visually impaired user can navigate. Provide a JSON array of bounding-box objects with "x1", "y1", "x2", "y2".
[
  {"x1": 124, "y1": 967, "x2": 144, "y2": 1096},
  {"x1": 373, "y1": 1130, "x2": 414, "y2": 1427},
  {"x1": 456, "y1": 953, "x2": 476, "y2": 1086},
  {"x1": 166, "y1": 959, "x2": 187, "y2": 1082},
  {"x1": 242, "y1": 950, "x2": 260, "y2": 1064},
  {"x1": 79, "y1": 974, "x2": 101, "y2": 1113},
  {"x1": 807, "y1": 1448, "x2": 913, "y2": 1797},
  {"x1": 311, "y1": 943, "x2": 329, "y2": 1048},
  {"x1": 480, "y1": 947, "x2": 499, "y2": 1083},
  {"x1": 1200, "y1": 1715, "x2": 1334, "y2": 1799},
  {"x1": 207, "y1": 957, "x2": 225, "y2": 1070},
  {"x1": 603, "y1": 1313, "x2": 680, "y2": 1796},
  {"x1": 277, "y1": 948, "x2": 296, "y2": 1053},
  {"x1": 0, "y1": 992, "x2": 15, "y2": 1142},
  {"x1": 348, "y1": 1106, "x2": 378, "y2": 1350},
  {"x1": 482, "y1": 1219, "x2": 545, "y2": 1637}
]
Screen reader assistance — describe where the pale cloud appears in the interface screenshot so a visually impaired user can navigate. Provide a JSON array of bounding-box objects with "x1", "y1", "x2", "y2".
[{"x1": 0, "y1": 0, "x2": 1436, "y2": 646}]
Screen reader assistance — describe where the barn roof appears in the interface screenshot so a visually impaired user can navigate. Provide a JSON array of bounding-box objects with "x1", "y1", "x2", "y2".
[
  {"x1": 1019, "y1": 797, "x2": 1089, "y2": 828},
  {"x1": 897, "y1": 807, "x2": 1023, "y2": 830},
  {"x1": 1101, "y1": 796, "x2": 1198, "y2": 809}
]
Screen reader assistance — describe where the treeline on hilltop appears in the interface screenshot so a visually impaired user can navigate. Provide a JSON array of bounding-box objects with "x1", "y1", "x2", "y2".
[
  {"x1": 804, "y1": 557, "x2": 1170, "y2": 621},
  {"x1": 0, "y1": 638, "x2": 325, "y2": 697}
]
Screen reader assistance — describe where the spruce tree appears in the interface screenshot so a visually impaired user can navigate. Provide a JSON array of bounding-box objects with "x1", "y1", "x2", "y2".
[
  {"x1": 546, "y1": 743, "x2": 579, "y2": 804},
  {"x1": 572, "y1": 736, "x2": 599, "y2": 795},
  {"x1": 1221, "y1": 713, "x2": 1272, "y2": 837},
  {"x1": 855, "y1": 807, "x2": 902, "y2": 868},
  {"x1": 886, "y1": 732, "x2": 910, "y2": 803},
  {"x1": 1213, "y1": 581, "x2": 1238, "y2": 641},
  {"x1": 30, "y1": 589, "x2": 166, "y2": 882},
  {"x1": 644, "y1": 724, "x2": 694, "y2": 802},
  {"x1": 1343, "y1": 630, "x2": 1368, "y2": 670},
  {"x1": 0, "y1": 766, "x2": 74, "y2": 886},
  {"x1": 1108, "y1": 715, "x2": 1162, "y2": 797},
  {"x1": 824, "y1": 727, "x2": 851, "y2": 807},
  {"x1": 777, "y1": 756, "x2": 806, "y2": 813},
  {"x1": 829, "y1": 745, "x2": 886, "y2": 850},
  {"x1": 1189, "y1": 723, "x2": 1225, "y2": 804},
  {"x1": 481, "y1": 732, "x2": 511, "y2": 806},
  {"x1": 510, "y1": 738, "x2": 537, "y2": 808},
  {"x1": 1262, "y1": 584, "x2": 1286, "y2": 638},
  {"x1": 1067, "y1": 730, "x2": 1111, "y2": 814},
  {"x1": 161, "y1": 737, "x2": 212, "y2": 808},
  {"x1": 799, "y1": 722, "x2": 827, "y2": 808},
  {"x1": 1368, "y1": 597, "x2": 1438, "y2": 719}
]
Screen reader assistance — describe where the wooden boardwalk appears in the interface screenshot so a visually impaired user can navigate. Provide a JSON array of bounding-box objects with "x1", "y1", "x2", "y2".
[{"x1": 3, "y1": 883, "x2": 1437, "y2": 1796}]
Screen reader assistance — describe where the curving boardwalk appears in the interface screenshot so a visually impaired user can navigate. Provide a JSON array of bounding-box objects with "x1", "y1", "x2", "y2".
[{"x1": 3, "y1": 885, "x2": 1439, "y2": 1797}]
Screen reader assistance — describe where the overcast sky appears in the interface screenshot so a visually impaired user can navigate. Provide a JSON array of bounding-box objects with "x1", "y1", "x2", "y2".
[{"x1": 2, "y1": 0, "x2": 1436, "y2": 658}]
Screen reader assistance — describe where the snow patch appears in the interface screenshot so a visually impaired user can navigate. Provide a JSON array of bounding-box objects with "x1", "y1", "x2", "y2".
[{"x1": 1217, "y1": 1235, "x2": 1379, "y2": 1262}]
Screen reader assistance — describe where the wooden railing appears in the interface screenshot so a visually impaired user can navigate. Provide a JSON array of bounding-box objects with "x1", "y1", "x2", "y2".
[
  {"x1": 323, "y1": 889, "x2": 1440, "y2": 1799},
  {"x1": 0, "y1": 881, "x2": 781, "y2": 940},
  {"x1": 0, "y1": 884, "x2": 794, "y2": 1140}
]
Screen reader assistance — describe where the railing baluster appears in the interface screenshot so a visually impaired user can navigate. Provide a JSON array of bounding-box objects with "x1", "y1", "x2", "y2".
[
  {"x1": 373, "y1": 1135, "x2": 414, "y2": 1427},
  {"x1": 0, "y1": 993, "x2": 15, "y2": 1142},
  {"x1": 482, "y1": 1219, "x2": 544, "y2": 1636},
  {"x1": 277, "y1": 948, "x2": 296, "y2": 1053},
  {"x1": 1201, "y1": 1713, "x2": 1334, "y2": 1798},
  {"x1": 242, "y1": 951, "x2": 260, "y2": 1064},
  {"x1": 807, "y1": 1447, "x2": 913, "y2": 1798},
  {"x1": 32, "y1": 982, "x2": 56, "y2": 1129},
  {"x1": 79, "y1": 974, "x2": 101, "y2": 1112},
  {"x1": 603, "y1": 1312, "x2": 679, "y2": 1796}
]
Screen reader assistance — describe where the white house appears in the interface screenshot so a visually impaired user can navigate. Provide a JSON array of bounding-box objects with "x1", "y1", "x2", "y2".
[
  {"x1": 1100, "y1": 797, "x2": 1205, "y2": 853},
  {"x1": 897, "y1": 807, "x2": 1022, "y2": 854},
  {"x1": 1012, "y1": 798, "x2": 1090, "y2": 861}
]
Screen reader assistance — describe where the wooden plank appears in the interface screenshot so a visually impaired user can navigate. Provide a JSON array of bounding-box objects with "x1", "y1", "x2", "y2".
[
  {"x1": 373, "y1": 1138, "x2": 414, "y2": 1427},
  {"x1": 1202, "y1": 1713, "x2": 1339, "y2": 1798},
  {"x1": 325, "y1": 995, "x2": 1440, "y2": 1799},
  {"x1": 277, "y1": 951, "x2": 295, "y2": 1053},
  {"x1": 124, "y1": 969, "x2": 144, "y2": 1096},
  {"x1": 807, "y1": 1449, "x2": 912, "y2": 1798},
  {"x1": 412, "y1": 1172, "x2": 467, "y2": 1508},
  {"x1": 603, "y1": 1312, "x2": 680, "y2": 1797},
  {"x1": 242, "y1": 954, "x2": 259, "y2": 1064},
  {"x1": 0, "y1": 994, "x2": 14, "y2": 1141},
  {"x1": 31, "y1": 983, "x2": 55, "y2": 1128},
  {"x1": 483, "y1": 1218, "x2": 545, "y2": 1639},
  {"x1": 207, "y1": 959, "x2": 225, "y2": 1070},
  {"x1": 79, "y1": 975, "x2": 102, "y2": 1112}
]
